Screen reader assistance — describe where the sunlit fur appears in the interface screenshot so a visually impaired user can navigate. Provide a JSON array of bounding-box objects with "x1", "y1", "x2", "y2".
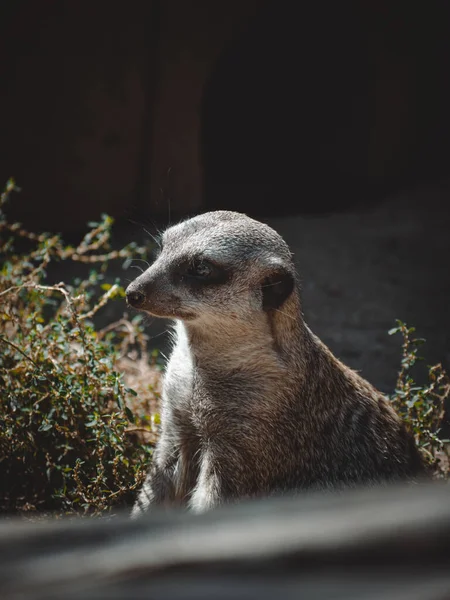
[{"x1": 126, "y1": 211, "x2": 425, "y2": 516}]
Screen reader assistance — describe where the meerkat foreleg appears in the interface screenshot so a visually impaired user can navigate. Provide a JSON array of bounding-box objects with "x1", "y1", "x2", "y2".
[{"x1": 130, "y1": 429, "x2": 179, "y2": 518}]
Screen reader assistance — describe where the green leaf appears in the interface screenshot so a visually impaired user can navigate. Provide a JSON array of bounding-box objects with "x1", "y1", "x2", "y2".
[
  {"x1": 125, "y1": 406, "x2": 134, "y2": 423},
  {"x1": 38, "y1": 422, "x2": 53, "y2": 432}
]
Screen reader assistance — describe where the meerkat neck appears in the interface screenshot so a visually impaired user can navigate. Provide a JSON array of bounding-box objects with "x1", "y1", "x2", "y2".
[
  {"x1": 183, "y1": 319, "x2": 279, "y2": 372},
  {"x1": 179, "y1": 289, "x2": 306, "y2": 374}
]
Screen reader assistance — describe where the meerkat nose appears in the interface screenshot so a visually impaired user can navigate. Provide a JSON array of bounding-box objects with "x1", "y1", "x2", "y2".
[{"x1": 126, "y1": 289, "x2": 146, "y2": 308}]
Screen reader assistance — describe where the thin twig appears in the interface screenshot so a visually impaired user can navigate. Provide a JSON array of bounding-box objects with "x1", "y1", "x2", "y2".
[
  {"x1": 124, "y1": 427, "x2": 154, "y2": 435},
  {"x1": 79, "y1": 284, "x2": 120, "y2": 321},
  {"x1": 0, "y1": 335, "x2": 41, "y2": 370}
]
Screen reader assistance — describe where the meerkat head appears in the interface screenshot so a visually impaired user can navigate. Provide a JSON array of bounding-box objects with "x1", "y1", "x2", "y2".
[{"x1": 125, "y1": 211, "x2": 298, "y2": 325}]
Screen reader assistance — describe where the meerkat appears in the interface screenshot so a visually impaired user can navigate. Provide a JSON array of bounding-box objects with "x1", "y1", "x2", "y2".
[{"x1": 126, "y1": 211, "x2": 425, "y2": 516}]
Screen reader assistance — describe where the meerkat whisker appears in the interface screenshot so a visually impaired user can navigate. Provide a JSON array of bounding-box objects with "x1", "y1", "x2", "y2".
[
  {"x1": 149, "y1": 329, "x2": 171, "y2": 342},
  {"x1": 131, "y1": 258, "x2": 152, "y2": 270},
  {"x1": 143, "y1": 228, "x2": 162, "y2": 249}
]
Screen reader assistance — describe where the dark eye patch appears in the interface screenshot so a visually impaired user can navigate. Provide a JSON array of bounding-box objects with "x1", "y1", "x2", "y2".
[{"x1": 173, "y1": 257, "x2": 229, "y2": 287}]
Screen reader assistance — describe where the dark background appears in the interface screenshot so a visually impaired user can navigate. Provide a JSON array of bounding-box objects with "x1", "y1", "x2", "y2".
[{"x1": 0, "y1": 0, "x2": 449, "y2": 393}]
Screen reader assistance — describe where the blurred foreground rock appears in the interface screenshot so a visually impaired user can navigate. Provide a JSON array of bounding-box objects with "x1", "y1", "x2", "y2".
[{"x1": 1, "y1": 481, "x2": 450, "y2": 600}]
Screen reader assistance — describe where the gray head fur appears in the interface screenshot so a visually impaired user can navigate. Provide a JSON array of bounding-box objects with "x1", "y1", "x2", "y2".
[{"x1": 126, "y1": 210, "x2": 296, "y2": 323}]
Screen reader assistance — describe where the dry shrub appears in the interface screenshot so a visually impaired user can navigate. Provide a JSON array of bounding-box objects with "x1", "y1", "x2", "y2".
[
  {"x1": 389, "y1": 321, "x2": 450, "y2": 478},
  {"x1": 0, "y1": 180, "x2": 160, "y2": 515}
]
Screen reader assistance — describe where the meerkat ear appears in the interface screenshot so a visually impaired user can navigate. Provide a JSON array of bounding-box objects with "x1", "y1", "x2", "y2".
[{"x1": 261, "y1": 267, "x2": 295, "y2": 311}]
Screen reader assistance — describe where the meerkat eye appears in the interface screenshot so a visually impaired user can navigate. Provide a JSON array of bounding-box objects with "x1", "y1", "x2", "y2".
[
  {"x1": 186, "y1": 259, "x2": 214, "y2": 279},
  {"x1": 183, "y1": 258, "x2": 229, "y2": 285}
]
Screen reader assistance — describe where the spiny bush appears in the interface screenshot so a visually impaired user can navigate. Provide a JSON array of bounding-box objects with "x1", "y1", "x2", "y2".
[
  {"x1": 389, "y1": 321, "x2": 450, "y2": 478},
  {"x1": 0, "y1": 180, "x2": 160, "y2": 516}
]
